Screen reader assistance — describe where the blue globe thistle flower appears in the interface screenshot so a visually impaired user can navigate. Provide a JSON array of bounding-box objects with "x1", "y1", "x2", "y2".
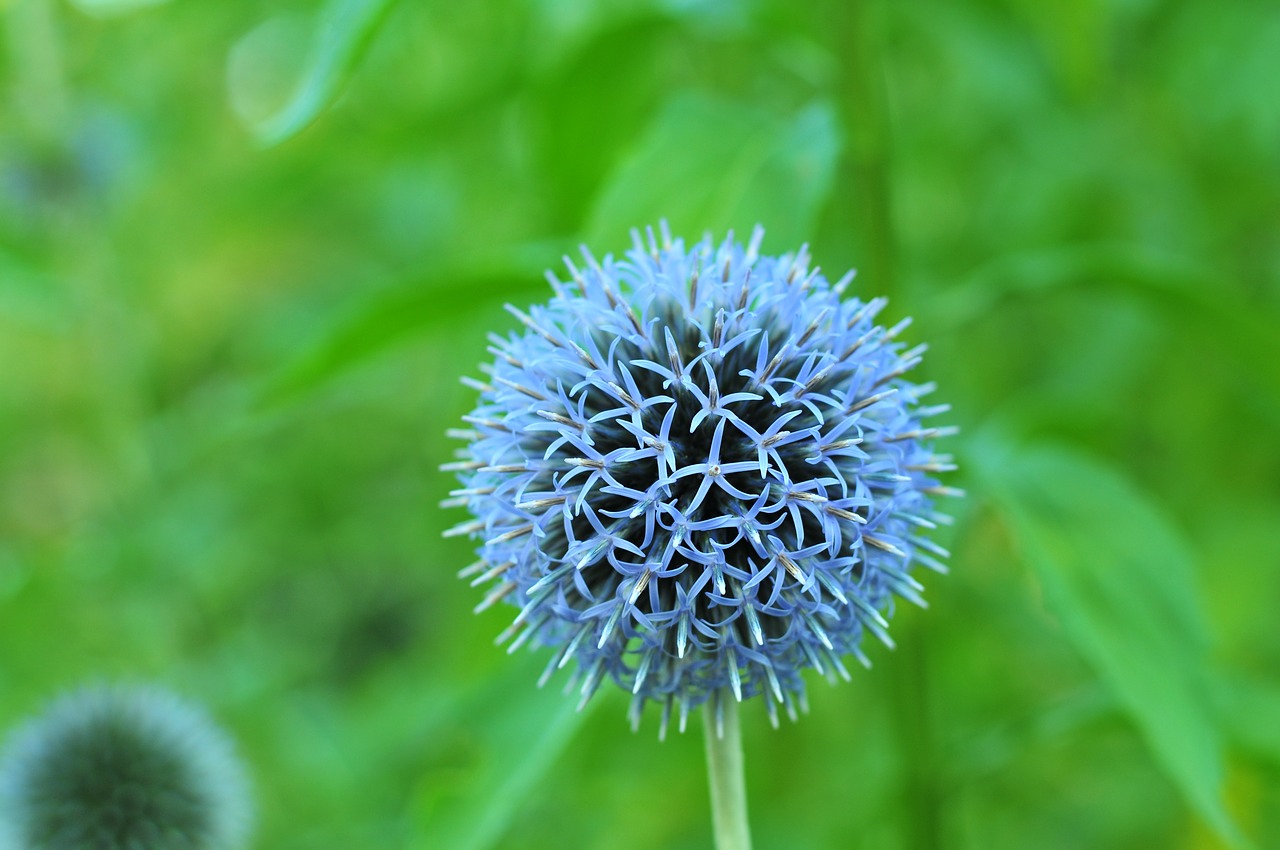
[
  {"x1": 445, "y1": 225, "x2": 959, "y2": 736},
  {"x1": 0, "y1": 685, "x2": 252, "y2": 850}
]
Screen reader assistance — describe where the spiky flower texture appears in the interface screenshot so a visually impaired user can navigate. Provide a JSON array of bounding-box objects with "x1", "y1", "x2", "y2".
[
  {"x1": 446, "y1": 226, "x2": 958, "y2": 735},
  {"x1": 0, "y1": 686, "x2": 251, "y2": 850}
]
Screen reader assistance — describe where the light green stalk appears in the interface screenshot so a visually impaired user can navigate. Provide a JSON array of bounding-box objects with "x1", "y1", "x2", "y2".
[{"x1": 703, "y1": 693, "x2": 753, "y2": 850}]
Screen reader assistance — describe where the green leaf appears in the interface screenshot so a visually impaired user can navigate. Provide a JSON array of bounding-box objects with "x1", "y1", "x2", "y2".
[
  {"x1": 0, "y1": 249, "x2": 67, "y2": 328},
  {"x1": 587, "y1": 93, "x2": 840, "y2": 250},
  {"x1": 410, "y1": 655, "x2": 596, "y2": 850},
  {"x1": 238, "y1": 0, "x2": 401, "y2": 146},
  {"x1": 66, "y1": 0, "x2": 167, "y2": 17},
  {"x1": 254, "y1": 279, "x2": 504, "y2": 410},
  {"x1": 973, "y1": 438, "x2": 1246, "y2": 846},
  {"x1": 1213, "y1": 675, "x2": 1280, "y2": 770},
  {"x1": 253, "y1": 243, "x2": 567, "y2": 409},
  {"x1": 921, "y1": 244, "x2": 1280, "y2": 425},
  {"x1": 226, "y1": 14, "x2": 314, "y2": 131}
]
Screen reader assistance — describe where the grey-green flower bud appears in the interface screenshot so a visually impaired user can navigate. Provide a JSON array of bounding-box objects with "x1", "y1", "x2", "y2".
[{"x1": 0, "y1": 685, "x2": 251, "y2": 850}]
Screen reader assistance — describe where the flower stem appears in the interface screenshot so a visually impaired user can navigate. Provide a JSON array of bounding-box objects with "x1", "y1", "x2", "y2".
[{"x1": 703, "y1": 693, "x2": 753, "y2": 850}]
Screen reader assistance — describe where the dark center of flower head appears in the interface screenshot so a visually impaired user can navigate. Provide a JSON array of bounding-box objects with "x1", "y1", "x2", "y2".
[{"x1": 446, "y1": 226, "x2": 957, "y2": 735}]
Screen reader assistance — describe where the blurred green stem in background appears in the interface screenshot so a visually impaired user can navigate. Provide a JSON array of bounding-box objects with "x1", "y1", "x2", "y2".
[
  {"x1": 826, "y1": 2, "x2": 944, "y2": 844},
  {"x1": 704, "y1": 694, "x2": 753, "y2": 850},
  {"x1": 4, "y1": 0, "x2": 70, "y2": 140},
  {"x1": 824, "y1": 0, "x2": 896, "y2": 297}
]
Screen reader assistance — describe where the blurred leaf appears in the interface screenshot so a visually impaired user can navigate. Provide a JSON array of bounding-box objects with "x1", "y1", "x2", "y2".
[
  {"x1": 945, "y1": 683, "x2": 1116, "y2": 782},
  {"x1": 237, "y1": 0, "x2": 401, "y2": 146},
  {"x1": 0, "y1": 249, "x2": 67, "y2": 327},
  {"x1": 66, "y1": 0, "x2": 168, "y2": 17},
  {"x1": 255, "y1": 244, "x2": 568, "y2": 409},
  {"x1": 255, "y1": 282, "x2": 491, "y2": 409},
  {"x1": 588, "y1": 93, "x2": 840, "y2": 249},
  {"x1": 226, "y1": 14, "x2": 314, "y2": 129},
  {"x1": 973, "y1": 438, "x2": 1247, "y2": 846},
  {"x1": 922, "y1": 244, "x2": 1280, "y2": 424},
  {"x1": 411, "y1": 656, "x2": 595, "y2": 850},
  {"x1": 1214, "y1": 675, "x2": 1280, "y2": 770}
]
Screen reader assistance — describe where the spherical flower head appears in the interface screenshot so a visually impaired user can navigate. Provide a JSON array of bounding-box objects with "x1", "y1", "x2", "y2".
[
  {"x1": 445, "y1": 225, "x2": 958, "y2": 735},
  {"x1": 0, "y1": 685, "x2": 252, "y2": 850}
]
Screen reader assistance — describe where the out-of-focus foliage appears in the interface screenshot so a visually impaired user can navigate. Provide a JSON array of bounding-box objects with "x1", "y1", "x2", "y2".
[{"x1": 1, "y1": 0, "x2": 1277, "y2": 848}]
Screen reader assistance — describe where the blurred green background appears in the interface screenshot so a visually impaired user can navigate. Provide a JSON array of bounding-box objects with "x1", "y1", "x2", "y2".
[{"x1": 2, "y1": 0, "x2": 1278, "y2": 847}]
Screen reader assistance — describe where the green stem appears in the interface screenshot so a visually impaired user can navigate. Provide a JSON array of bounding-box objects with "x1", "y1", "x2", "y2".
[
  {"x1": 703, "y1": 693, "x2": 753, "y2": 850},
  {"x1": 821, "y1": 0, "x2": 896, "y2": 298}
]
